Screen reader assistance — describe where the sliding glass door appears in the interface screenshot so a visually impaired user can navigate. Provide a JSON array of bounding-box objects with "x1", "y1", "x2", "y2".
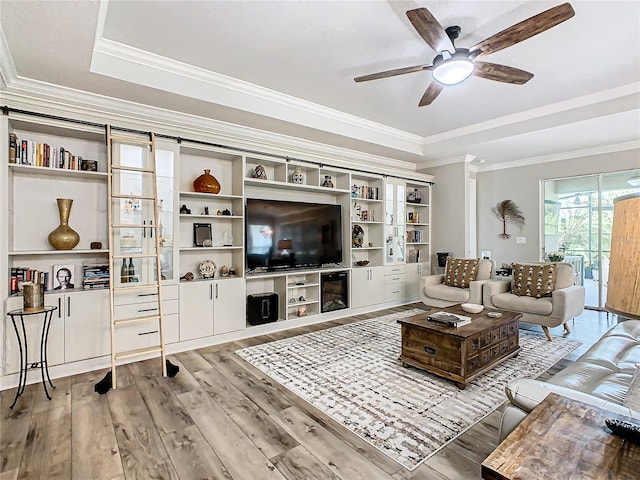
[{"x1": 543, "y1": 170, "x2": 640, "y2": 310}]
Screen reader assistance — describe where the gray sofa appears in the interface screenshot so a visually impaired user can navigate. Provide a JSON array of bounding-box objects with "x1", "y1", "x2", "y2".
[{"x1": 498, "y1": 318, "x2": 640, "y2": 442}]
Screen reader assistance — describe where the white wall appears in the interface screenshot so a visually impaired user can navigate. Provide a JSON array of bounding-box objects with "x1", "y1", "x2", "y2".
[
  {"x1": 477, "y1": 149, "x2": 640, "y2": 269},
  {"x1": 425, "y1": 162, "x2": 467, "y2": 270},
  {"x1": 422, "y1": 149, "x2": 639, "y2": 271}
]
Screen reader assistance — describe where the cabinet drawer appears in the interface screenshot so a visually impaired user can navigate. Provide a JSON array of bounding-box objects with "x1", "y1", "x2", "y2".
[
  {"x1": 385, "y1": 265, "x2": 406, "y2": 275},
  {"x1": 164, "y1": 314, "x2": 179, "y2": 344},
  {"x1": 113, "y1": 285, "x2": 177, "y2": 306},
  {"x1": 384, "y1": 273, "x2": 406, "y2": 285},
  {"x1": 384, "y1": 284, "x2": 406, "y2": 302},
  {"x1": 114, "y1": 300, "x2": 159, "y2": 320},
  {"x1": 115, "y1": 319, "x2": 160, "y2": 352},
  {"x1": 162, "y1": 285, "x2": 179, "y2": 300}
]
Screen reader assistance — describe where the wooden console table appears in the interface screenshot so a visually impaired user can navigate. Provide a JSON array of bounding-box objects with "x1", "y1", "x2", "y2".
[{"x1": 482, "y1": 393, "x2": 640, "y2": 479}]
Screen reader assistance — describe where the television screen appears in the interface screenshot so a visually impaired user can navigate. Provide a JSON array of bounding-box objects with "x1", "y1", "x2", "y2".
[{"x1": 245, "y1": 198, "x2": 343, "y2": 271}]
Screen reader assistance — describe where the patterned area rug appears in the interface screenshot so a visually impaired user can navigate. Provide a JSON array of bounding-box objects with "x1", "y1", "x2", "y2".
[{"x1": 235, "y1": 309, "x2": 581, "y2": 471}]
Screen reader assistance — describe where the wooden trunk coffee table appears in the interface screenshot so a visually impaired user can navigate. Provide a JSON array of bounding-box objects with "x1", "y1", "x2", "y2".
[
  {"x1": 398, "y1": 305, "x2": 521, "y2": 389},
  {"x1": 482, "y1": 393, "x2": 640, "y2": 480}
]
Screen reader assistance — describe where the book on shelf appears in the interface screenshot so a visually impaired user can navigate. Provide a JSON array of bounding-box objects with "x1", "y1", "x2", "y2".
[
  {"x1": 9, "y1": 132, "x2": 83, "y2": 170},
  {"x1": 9, "y1": 267, "x2": 49, "y2": 295},
  {"x1": 427, "y1": 311, "x2": 472, "y2": 327},
  {"x1": 82, "y1": 263, "x2": 110, "y2": 289}
]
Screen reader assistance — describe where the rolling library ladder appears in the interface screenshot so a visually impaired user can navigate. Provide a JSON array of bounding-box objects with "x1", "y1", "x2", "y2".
[{"x1": 95, "y1": 127, "x2": 178, "y2": 393}]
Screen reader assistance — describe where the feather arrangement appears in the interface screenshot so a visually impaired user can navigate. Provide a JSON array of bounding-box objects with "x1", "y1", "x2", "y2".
[{"x1": 491, "y1": 200, "x2": 525, "y2": 239}]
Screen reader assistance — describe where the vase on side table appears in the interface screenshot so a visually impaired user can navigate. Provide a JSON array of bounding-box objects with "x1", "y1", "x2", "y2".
[{"x1": 48, "y1": 198, "x2": 80, "y2": 250}]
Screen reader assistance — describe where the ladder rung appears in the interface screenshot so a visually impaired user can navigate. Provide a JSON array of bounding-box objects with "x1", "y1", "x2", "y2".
[
  {"x1": 109, "y1": 135, "x2": 153, "y2": 146},
  {"x1": 113, "y1": 315, "x2": 161, "y2": 326},
  {"x1": 113, "y1": 284, "x2": 160, "y2": 292},
  {"x1": 112, "y1": 224, "x2": 157, "y2": 229},
  {"x1": 113, "y1": 254, "x2": 158, "y2": 259},
  {"x1": 111, "y1": 194, "x2": 155, "y2": 200},
  {"x1": 115, "y1": 346, "x2": 162, "y2": 361},
  {"x1": 111, "y1": 165, "x2": 155, "y2": 173}
]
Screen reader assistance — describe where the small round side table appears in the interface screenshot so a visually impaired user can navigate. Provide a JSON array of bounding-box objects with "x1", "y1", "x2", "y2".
[{"x1": 7, "y1": 306, "x2": 58, "y2": 409}]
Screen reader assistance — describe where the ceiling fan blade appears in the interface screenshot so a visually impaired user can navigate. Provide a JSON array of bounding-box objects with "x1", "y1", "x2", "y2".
[
  {"x1": 469, "y1": 3, "x2": 575, "y2": 57},
  {"x1": 406, "y1": 8, "x2": 455, "y2": 53},
  {"x1": 419, "y1": 82, "x2": 443, "y2": 107},
  {"x1": 473, "y1": 61, "x2": 534, "y2": 84},
  {"x1": 354, "y1": 64, "x2": 432, "y2": 83}
]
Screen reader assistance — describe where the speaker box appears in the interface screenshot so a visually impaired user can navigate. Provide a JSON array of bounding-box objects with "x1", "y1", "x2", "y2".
[{"x1": 247, "y1": 293, "x2": 279, "y2": 325}]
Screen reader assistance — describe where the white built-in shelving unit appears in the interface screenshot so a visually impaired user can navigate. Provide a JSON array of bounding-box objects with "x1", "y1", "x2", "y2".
[{"x1": 0, "y1": 111, "x2": 433, "y2": 385}]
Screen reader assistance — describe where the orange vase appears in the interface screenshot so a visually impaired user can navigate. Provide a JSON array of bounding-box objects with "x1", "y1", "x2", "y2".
[{"x1": 193, "y1": 169, "x2": 220, "y2": 194}]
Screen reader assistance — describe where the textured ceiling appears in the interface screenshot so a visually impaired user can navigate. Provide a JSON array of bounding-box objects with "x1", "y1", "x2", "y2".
[{"x1": 1, "y1": 1, "x2": 638, "y2": 167}]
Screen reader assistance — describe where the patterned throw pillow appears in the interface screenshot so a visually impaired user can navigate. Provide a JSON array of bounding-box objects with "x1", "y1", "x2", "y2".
[
  {"x1": 443, "y1": 258, "x2": 478, "y2": 289},
  {"x1": 511, "y1": 263, "x2": 556, "y2": 298},
  {"x1": 624, "y1": 365, "x2": 640, "y2": 413}
]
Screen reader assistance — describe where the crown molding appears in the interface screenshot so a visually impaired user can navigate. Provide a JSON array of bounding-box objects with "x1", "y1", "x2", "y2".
[
  {"x1": 477, "y1": 140, "x2": 640, "y2": 172},
  {"x1": 90, "y1": 37, "x2": 425, "y2": 157},
  {"x1": 422, "y1": 83, "x2": 640, "y2": 150},
  {"x1": 1, "y1": 76, "x2": 426, "y2": 177},
  {"x1": 0, "y1": 25, "x2": 17, "y2": 88},
  {"x1": 415, "y1": 153, "x2": 476, "y2": 170}
]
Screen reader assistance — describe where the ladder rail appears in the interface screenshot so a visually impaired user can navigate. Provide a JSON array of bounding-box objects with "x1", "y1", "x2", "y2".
[
  {"x1": 106, "y1": 127, "x2": 168, "y2": 390},
  {"x1": 106, "y1": 125, "x2": 118, "y2": 389},
  {"x1": 149, "y1": 133, "x2": 168, "y2": 377}
]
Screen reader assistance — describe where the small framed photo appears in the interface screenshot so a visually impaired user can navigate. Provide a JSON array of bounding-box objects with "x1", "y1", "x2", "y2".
[
  {"x1": 53, "y1": 265, "x2": 75, "y2": 290},
  {"x1": 408, "y1": 212, "x2": 414, "y2": 223},
  {"x1": 193, "y1": 223, "x2": 212, "y2": 247}
]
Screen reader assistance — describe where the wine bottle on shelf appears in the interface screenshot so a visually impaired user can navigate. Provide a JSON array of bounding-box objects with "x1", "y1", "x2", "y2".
[
  {"x1": 127, "y1": 258, "x2": 137, "y2": 282},
  {"x1": 120, "y1": 258, "x2": 128, "y2": 284}
]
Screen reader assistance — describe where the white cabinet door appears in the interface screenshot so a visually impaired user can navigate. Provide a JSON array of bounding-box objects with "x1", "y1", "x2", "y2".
[
  {"x1": 385, "y1": 179, "x2": 406, "y2": 265},
  {"x1": 351, "y1": 266, "x2": 384, "y2": 309},
  {"x1": 213, "y1": 278, "x2": 246, "y2": 335},
  {"x1": 63, "y1": 290, "x2": 110, "y2": 363},
  {"x1": 179, "y1": 281, "x2": 213, "y2": 341},
  {"x1": 406, "y1": 262, "x2": 429, "y2": 299},
  {"x1": 4, "y1": 295, "x2": 65, "y2": 374}
]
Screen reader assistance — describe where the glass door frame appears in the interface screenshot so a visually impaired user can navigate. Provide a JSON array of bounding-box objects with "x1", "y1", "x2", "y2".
[{"x1": 542, "y1": 170, "x2": 640, "y2": 310}]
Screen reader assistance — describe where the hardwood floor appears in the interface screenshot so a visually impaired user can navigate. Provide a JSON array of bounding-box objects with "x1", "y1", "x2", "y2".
[{"x1": 0, "y1": 303, "x2": 616, "y2": 480}]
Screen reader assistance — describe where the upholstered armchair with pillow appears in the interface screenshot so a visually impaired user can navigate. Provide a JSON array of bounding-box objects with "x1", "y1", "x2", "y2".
[
  {"x1": 420, "y1": 258, "x2": 495, "y2": 308},
  {"x1": 483, "y1": 262, "x2": 585, "y2": 341}
]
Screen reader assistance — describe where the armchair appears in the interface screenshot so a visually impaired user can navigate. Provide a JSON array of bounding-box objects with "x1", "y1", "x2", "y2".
[
  {"x1": 420, "y1": 258, "x2": 495, "y2": 308},
  {"x1": 483, "y1": 262, "x2": 585, "y2": 341}
]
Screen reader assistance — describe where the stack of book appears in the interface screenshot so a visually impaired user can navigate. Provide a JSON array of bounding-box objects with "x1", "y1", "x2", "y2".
[
  {"x1": 9, "y1": 267, "x2": 49, "y2": 295},
  {"x1": 407, "y1": 230, "x2": 422, "y2": 243},
  {"x1": 82, "y1": 264, "x2": 110, "y2": 289},
  {"x1": 9, "y1": 132, "x2": 84, "y2": 170},
  {"x1": 427, "y1": 311, "x2": 472, "y2": 327}
]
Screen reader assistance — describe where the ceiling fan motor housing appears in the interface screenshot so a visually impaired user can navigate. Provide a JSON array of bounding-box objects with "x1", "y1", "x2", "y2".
[{"x1": 445, "y1": 25, "x2": 462, "y2": 44}]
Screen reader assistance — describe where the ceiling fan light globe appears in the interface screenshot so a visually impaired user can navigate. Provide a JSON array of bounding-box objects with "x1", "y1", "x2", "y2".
[{"x1": 432, "y1": 58, "x2": 475, "y2": 85}]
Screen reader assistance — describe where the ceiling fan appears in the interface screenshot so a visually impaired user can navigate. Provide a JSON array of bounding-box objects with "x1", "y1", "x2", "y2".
[{"x1": 354, "y1": 3, "x2": 575, "y2": 106}]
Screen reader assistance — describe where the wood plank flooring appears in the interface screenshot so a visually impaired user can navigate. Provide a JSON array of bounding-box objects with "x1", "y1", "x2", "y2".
[{"x1": 0, "y1": 304, "x2": 615, "y2": 480}]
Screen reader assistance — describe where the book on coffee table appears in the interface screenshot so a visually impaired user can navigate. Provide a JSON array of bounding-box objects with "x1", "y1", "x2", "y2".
[{"x1": 428, "y1": 311, "x2": 472, "y2": 327}]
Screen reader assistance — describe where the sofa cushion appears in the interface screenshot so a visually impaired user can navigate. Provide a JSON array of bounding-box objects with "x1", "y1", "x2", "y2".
[
  {"x1": 443, "y1": 258, "x2": 478, "y2": 288},
  {"x1": 624, "y1": 367, "x2": 640, "y2": 413},
  {"x1": 548, "y1": 364, "x2": 631, "y2": 404},
  {"x1": 511, "y1": 263, "x2": 556, "y2": 298},
  {"x1": 423, "y1": 283, "x2": 470, "y2": 303},
  {"x1": 491, "y1": 292, "x2": 553, "y2": 316}
]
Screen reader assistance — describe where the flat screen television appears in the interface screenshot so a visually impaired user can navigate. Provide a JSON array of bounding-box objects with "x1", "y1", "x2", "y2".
[{"x1": 245, "y1": 198, "x2": 343, "y2": 271}]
